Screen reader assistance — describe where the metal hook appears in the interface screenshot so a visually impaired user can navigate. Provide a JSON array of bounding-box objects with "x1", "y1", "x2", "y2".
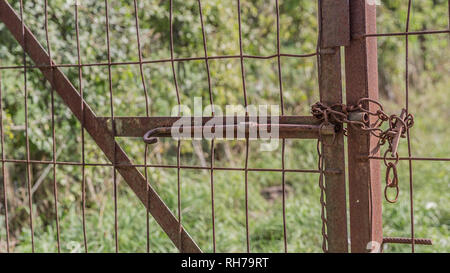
[
  {"x1": 143, "y1": 127, "x2": 173, "y2": 144},
  {"x1": 384, "y1": 162, "x2": 399, "y2": 203}
]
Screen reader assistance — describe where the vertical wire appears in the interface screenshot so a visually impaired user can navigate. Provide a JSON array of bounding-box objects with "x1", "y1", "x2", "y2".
[
  {"x1": 405, "y1": 0, "x2": 415, "y2": 253},
  {"x1": 275, "y1": 0, "x2": 288, "y2": 253},
  {"x1": 236, "y1": 0, "x2": 251, "y2": 253},
  {"x1": 209, "y1": 139, "x2": 216, "y2": 252},
  {"x1": 281, "y1": 139, "x2": 287, "y2": 252},
  {"x1": 0, "y1": 60, "x2": 10, "y2": 253},
  {"x1": 316, "y1": 0, "x2": 328, "y2": 253},
  {"x1": 44, "y1": 0, "x2": 61, "y2": 253},
  {"x1": 317, "y1": 135, "x2": 328, "y2": 252},
  {"x1": 197, "y1": 0, "x2": 216, "y2": 252},
  {"x1": 169, "y1": 0, "x2": 183, "y2": 252},
  {"x1": 104, "y1": 0, "x2": 119, "y2": 253},
  {"x1": 133, "y1": 0, "x2": 150, "y2": 118},
  {"x1": 19, "y1": 0, "x2": 35, "y2": 252},
  {"x1": 448, "y1": 0, "x2": 450, "y2": 43},
  {"x1": 74, "y1": 2, "x2": 88, "y2": 253},
  {"x1": 144, "y1": 143, "x2": 150, "y2": 252},
  {"x1": 133, "y1": 0, "x2": 151, "y2": 253}
]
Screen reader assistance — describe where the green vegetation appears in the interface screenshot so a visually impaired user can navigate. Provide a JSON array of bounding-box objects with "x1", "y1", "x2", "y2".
[{"x1": 0, "y1": 0, "x2": 448, "y2": 253}]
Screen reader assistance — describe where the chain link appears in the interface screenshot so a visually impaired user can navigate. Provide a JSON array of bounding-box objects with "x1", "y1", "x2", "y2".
[
  {"x1": 312, "y1": 98, "x2": 414, "y2": 208},
  {"x1": 313, "y1": 98, "x2": 414, "y2": 252},
  {"x1": 317, "y1": 127, "x2": 328, "y2": 253}
]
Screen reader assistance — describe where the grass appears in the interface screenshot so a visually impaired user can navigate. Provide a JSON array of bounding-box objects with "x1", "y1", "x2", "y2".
[{"x1": 0, "y1": 80, "x2": 449, "y2": 254}]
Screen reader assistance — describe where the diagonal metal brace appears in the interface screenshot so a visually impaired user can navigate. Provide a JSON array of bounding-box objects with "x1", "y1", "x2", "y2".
[{"x1": 0, "y1": 0, "x2": 200, "y2": 252}]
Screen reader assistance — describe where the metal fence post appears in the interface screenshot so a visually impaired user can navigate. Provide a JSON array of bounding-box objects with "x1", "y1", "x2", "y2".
[
  {"x1": 345, "y1": 0, "x2": 383, "y2": 253},
  {"x1": 318, "y1": 0, "x2": 350, "y2": 253}
]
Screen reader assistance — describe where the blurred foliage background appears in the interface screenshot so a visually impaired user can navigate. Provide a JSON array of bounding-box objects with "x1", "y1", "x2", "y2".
[{"x1": 0, "y1": 0, "x2": 448, "y2": 252}]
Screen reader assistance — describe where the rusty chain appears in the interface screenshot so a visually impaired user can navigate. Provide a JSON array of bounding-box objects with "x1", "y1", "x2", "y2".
[
  {"x1": 312, "y1": 98, "x2": 414, "y2": 204},
  {"x1": 313, "y1": 98, "x2": 414, "y2": 252},
  {"x1": 316, "y1": 126, "x2": 328, "y2": 252}
]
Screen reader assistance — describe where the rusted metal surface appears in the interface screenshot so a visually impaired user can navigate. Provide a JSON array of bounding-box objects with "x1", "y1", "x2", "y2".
[
  {"x1": 389, "y1": 109, "x2": 407, "y2": 157},
  {"x1": 312, "y1": 97, "x2": 414, "y2": 206},
  {"x1": 0, "y1": 0, "x2": 201, "y2": 253},
  {"x1": 350, "y1": 0, "x2": 449, "y2": 253},
  {"x1": 344, "y1": 0, "x2": 382, "y2": 253},
  {"x1": 368, "y1": 156, "x2": 450, "y2": 162},
  {"x1": 315, "y1": 0, "x2": 349, "y2": 253},
  {"x1": 364, "y1": 29, "x2": 450, "y2": 37},
  {"x1": 142, "y1": 122, "x2": 335, "y2": 144},
  {"x1": 0, "y1": 0, "x2": 446, "y2": 254},
  {"x1": 382, "y1": 237, "x2": 432, "y2": 246},
  {"x1": 320, "y1": 0, "x2": 350, "y2": 48},
  {"x1": 99, "y1": 116, "x2": 327, "y2": 138}
]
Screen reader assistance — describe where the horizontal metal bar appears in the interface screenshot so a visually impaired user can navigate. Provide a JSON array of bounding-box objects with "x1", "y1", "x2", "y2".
[
  {"x1": 383, "y1": 237, "x2": 432, "y2": 246},
  {"x1": 143, "y1": 122, "x2": 335, "y2": 144},
  {"x1": 367, "y1": 156, "x2": 450, "y2": 162},
  {"x1": 98, "y1": 116, "x2": 332, "y2": 139},
  {"x1": 0, "y1": 158, "x2": 343, "y2": 174},
  {"x1": 363, "y1": 29, "x2": 450, "y2": 38},
  {"x1": 0, "y1": 0, "x2": 201, "y2": 253},
  {"x1": 0, "y1": 52, "x2": 318, "y2": 71}
]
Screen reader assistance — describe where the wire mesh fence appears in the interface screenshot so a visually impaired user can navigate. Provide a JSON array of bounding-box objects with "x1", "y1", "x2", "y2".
[
  {"x1": 0, "y1": 0, "x2": 448, "y2": 253},
  {"x1": 364, "y1": 0, "x2": 449, "y2": 252}
]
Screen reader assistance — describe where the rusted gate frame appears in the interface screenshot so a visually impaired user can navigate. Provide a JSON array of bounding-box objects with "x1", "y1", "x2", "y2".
[
  {"x1": 103, "y1": 0, "x2": 351, "y2": 253},
  {"x1": 5, "y1": 0, "x2": 447, "y2": 254},
  {"x1": 99, "y1": 116, "x2": 330, "y2": 139},
  {"x1": 0, "y1": 0, "x2": 353, "y2": 253},
  {"x1": 345, "y1": 0, "x2": 383, "y2": 253},
  {"x1": 346, "y1": 0, "x2": 450, "y2": 253},
  {"x1": 0, "y1": 0, "x2": 200, "y2": 253},
  {"x1": 317, "y1": 0, "x2": 349, "y2": 253}
]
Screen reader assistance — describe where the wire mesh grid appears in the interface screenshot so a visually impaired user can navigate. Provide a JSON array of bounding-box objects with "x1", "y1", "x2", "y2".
[
  {"x1": 0, "y1": 0, "x2": 448, "y2": 253},
  {"x1": 364, "y1": 0, "x2": 449, "y2": 253},
  {"x1": 0, "y1": 0, "x2": 325, "y2": 253}
]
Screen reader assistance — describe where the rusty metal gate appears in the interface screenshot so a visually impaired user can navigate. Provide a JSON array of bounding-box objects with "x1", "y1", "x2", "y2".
[{"x1": 0, "y1": 0, "x2": 448, "y2": 253}]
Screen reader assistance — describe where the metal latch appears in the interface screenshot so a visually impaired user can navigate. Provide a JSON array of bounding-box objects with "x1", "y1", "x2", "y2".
[{"x1": 143, "y1": 121, "x2": 336, "y2": 144}]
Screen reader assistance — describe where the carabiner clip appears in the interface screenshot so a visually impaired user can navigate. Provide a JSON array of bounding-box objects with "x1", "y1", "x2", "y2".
[{"x1": 384, "y1": 162, "x2": 399, "y2": 203}]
